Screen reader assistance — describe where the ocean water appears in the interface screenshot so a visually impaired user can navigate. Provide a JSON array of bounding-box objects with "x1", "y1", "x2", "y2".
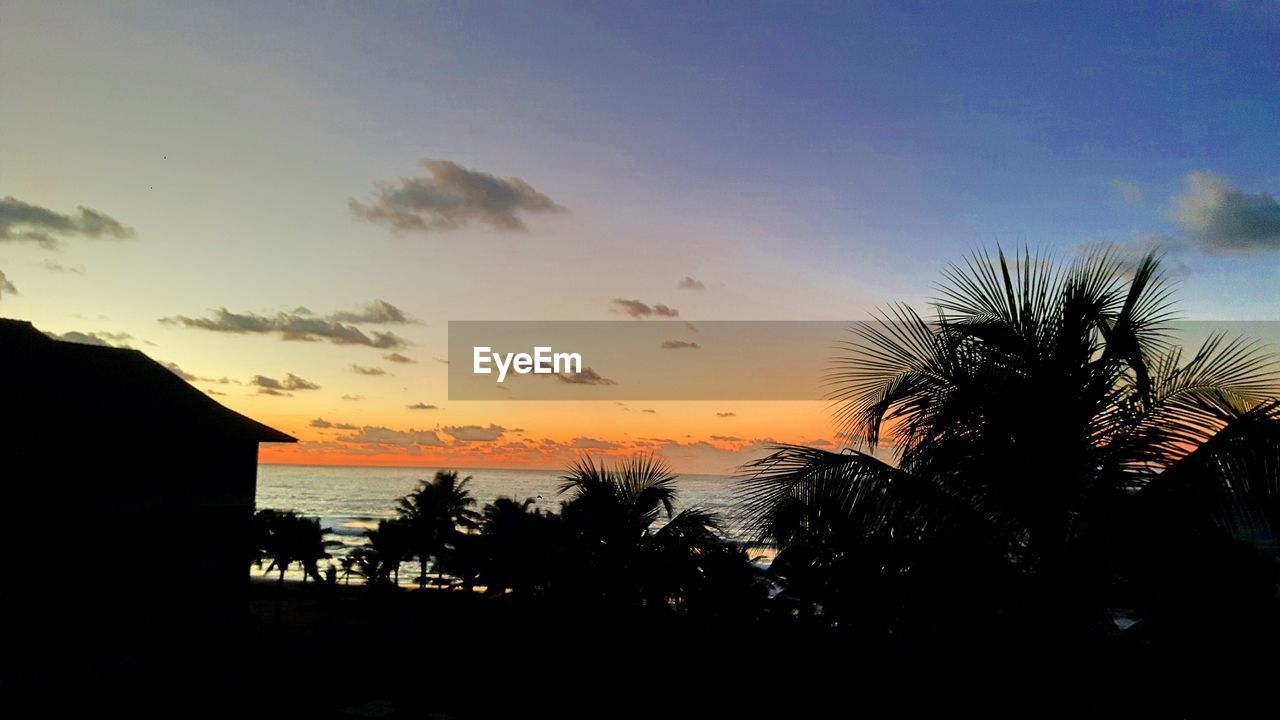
[{"x1": 254, "y1": 464, "x2": 752, "y2": 583}]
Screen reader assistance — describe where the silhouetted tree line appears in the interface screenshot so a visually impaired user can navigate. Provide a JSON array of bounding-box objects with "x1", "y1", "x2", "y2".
[
  {"x1": 251, "y1": 250, "x2": 1280, "y2": 648},
  {"x1": 254, "y1": 458, "x2": 769, "y2": 620}
]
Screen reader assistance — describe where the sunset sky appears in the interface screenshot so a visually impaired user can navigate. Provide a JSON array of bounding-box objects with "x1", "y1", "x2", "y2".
[{"x1": 2, "y1": 2, "x2": 1279, "y2": 472}]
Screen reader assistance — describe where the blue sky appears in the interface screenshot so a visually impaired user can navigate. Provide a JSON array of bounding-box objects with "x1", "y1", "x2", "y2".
[{"x1": 2, "y1": 1, "x2": 1278, "y2": 469}]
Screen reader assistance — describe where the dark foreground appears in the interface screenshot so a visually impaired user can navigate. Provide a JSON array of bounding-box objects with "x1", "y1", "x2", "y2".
[{"x1": 4, "y1": 579, "x2": 1279, "y2": 719}]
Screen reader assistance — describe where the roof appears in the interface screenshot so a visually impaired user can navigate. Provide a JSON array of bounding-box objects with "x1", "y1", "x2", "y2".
[{"x1": 2, "y1": 318, "x2": 296, "y2": 443}]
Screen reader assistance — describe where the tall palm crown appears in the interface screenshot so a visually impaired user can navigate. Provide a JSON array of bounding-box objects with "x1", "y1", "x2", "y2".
[
  {"x1": 559, "y1": 454, "x2": 730, "y2": 608},
  {"x1": 740, "y1": 249, "x2": 1280, "y2": 621},
  {"x1": 396, "y1": 470, "x2": 481, "y2": 587}
]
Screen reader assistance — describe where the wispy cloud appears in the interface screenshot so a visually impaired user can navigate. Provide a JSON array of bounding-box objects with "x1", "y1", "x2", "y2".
[
  {"x1": 677, "y1": 276, "x2": 706, "y2": 290},
  {"x1": 610, "y1": 298, "x2": 679, "y2": 318},
  {"x1": 42, "y1": 260, "x2": 85, "y2": 274},
  {"x1": 352, "y1": 364, "x2": 388, "y2": 376},
  {"x1": 442, "y1": 424, "x2": 507, "y2": 442},
  {"x1": 350, "y1": 159, "x2": 567, "y2": 234},
  {"x1": 568, "y1": 437, "x2": 622, "y2": 450},
  {"x1": 310, "y1": 418, "x2": 358, "y2": 430},
  {"x1": 407, "y1": 402, "x2": 439, "y2": 410},
  {"x1": 340, "y1": 426, "x2": 447, "y2": 447},
  {"x1": 251, "y1": 373, "x2": 320, "y2": 396},
  {"x1": 161, "y1": 306, "x2": 409, "y2": 349},
  {"x1": 328, "y1": 299, "x2": 417, "y2": 325},
  {"x1": 660, "y1": 340, "x2": 701, "y2": 350},
  {"x1": 0, "y1": 270, "x2": 16, "y2": 301},
  {"x1": 1111, "y1": 179, "x2": 1144, "y2": 205},
  {"x1": 384, "y1": 352, "x2": 416, "y2": 364},
  {"x1": 1174, "y1": 171, "x2": 1280, "y2": 252},
  {"x1": 161, "y1": 360, "x2": 236, "y2": 385},
  {"x1": 0, "y1": 196, "x2": 135, "y2": 248},
  {"x1": 46, "y1": 329, "x2": 133, "y2": 347},
  {"x1": 555, "y1": 367, "x2": 618, "y2": 386}
]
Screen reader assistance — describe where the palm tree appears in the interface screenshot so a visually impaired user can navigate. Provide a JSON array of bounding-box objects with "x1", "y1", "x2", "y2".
[
  {"x1": 291, "y1": 515, "x2": 342, "y2": 584},
  {"x1": 738, "y1": 248, "x2": 1280, "y2": 633},
  {"x1": 256, "y1": 509, "x2": 340, "y2": 584},
  {"x1": 395, "y1": 470, "x2": 481, "y2": 588},
  {"x1": 559, "y1": 454, "x2": 736, "y2": 609},
  {"x1": 364, "y1": 518, "x2": 411, "y2": 585},
  {"x1": 474, "y1": 496, "x2": 565, "y2": 596}
]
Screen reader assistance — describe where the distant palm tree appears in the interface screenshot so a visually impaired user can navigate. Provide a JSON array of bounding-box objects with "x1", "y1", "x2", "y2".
[
  {"x1": 395, "y1": 470, "x2": 481, "y2": 588},
  {"x1": 364, "y1": 518, "x2": 411, "y2": 585},
  {"x1": 739, "y1": 248, "x2": 1280, "y2": 632},
  {"x1": 256, "y1": 509, "x2": 340, "y2": 584},
  {"x1": 291, "y1": 515, "x2": 342, "y2": 584}
]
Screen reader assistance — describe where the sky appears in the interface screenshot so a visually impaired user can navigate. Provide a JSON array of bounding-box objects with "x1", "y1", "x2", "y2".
[{"x1": 2, "y1": 1, "x2": 1279, "y2": 472}]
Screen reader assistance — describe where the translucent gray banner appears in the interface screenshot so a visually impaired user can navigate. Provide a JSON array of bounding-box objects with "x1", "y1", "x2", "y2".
[{"x1": 447, "y1": 320, "x2": 1280, "y2": 401}]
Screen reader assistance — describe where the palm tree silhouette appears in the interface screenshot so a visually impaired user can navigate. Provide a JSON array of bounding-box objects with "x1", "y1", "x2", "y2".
[
  {"x1": 474, "y1": 496, "x2": 564, "y2": 596},
  {"x1": 363, "y1": 518, "x2": 411, "y2": 585},
  {"x1": 395, "y1": 470, "x2": 481, "y2": 589},
  {"x1": 559, "y1": 454, "x2": 730, "y2": 608},
  {"x1": 256, "y1": 509, "x2": 340, "y2": 584},
  {"x1": 738, "y1": 248, "x2": 1280, "y2": 633}
]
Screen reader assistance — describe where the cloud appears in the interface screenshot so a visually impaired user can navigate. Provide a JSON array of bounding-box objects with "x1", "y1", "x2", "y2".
[
  {"x1": 1112, "y1": 179, "x2": 1144, "y2": 205},
  {"x1": 47, "y1": 329, "x2": 133, "y2": 347},
  {"x1": 0, "y1": 270, "x2": 16, "y2": 301},
  {"x1": 610, "y1": 299, "x2": 679, "y2": 318},
  {"x1": 329, "y1": 299, "x2": 416, "y2": 325},
  {"x1": 341, "y1": 426, "x2": 447, "y2": 447},
  {"x1": 352, "y1": 364, "x2": 388, "y2": 376},
  {"x1": 641, "y1": 408, "x2": 657, "y2": 414},
  {"x1": 555, "y1": 366, "x2": 618, "y2": 386},
  {"x1": 1174, "y1": 171, "x2": 1280, "y2": 252},
  {"x1": 341, "y1": 394, "x2": 365, "y2": 401},
  {"x1": 710, "y1": 435, "x2": 743, "y2": 442},
  {"x1": 0, "y1": 196, "x2": 136, "y2": 248},
  {"x1": 161, "y1": 307, "x2": 408, "y2": 348},
  {"x1": 407, "y1": 403, "x2": 439, "y2": 410},
  {"x1": 660, "y1": 340, "x2": 701, "y2": 350},
  {"x1": 42, "y1": 260, "x2": 84, "y2": 274},
  {"x1": 677, "y1": 276, "x2": 706, "y2": 290},
  {"x1": 161, "y1": 360, "x2": 236, "y2": 385},
  {"x1": 716, "y1": 412, "x2": 736, "y2": 418},
  {"x1": 310, "y1": 418, "x2": 359, "y2": 430},
  {"x1": 251, "y1": 373, "x2": 320, "y2": 395},
  {"x1": 384, "y1": 352, "x2": 416, "y2": 364},
  {"x1": 568, "y1": 437, "x2": 622, "y2": 450},
  {"x1": 350, "y1": 159, "x2": 567, "y2": 234},
  {"x1": 442, "y1": 424, "x2": 507, "y2": 442}
]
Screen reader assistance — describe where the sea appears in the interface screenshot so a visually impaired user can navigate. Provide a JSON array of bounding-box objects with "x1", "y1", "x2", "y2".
[{"x1": 255, "y1": 464, "x2": 754, "y2": 583}]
